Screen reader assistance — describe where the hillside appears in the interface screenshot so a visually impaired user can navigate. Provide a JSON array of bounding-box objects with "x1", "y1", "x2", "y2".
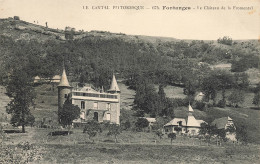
[{"x1": 0, "y1": 17, "x2": 179, "y2": 44}]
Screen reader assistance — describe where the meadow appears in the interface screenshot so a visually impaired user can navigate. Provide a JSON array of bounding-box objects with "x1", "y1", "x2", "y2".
[{"x1": 1, "y1": 127, "x2": 259, "y2": 164}]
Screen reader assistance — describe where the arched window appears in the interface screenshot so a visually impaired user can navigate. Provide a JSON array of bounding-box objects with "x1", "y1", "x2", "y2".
[{"x1": 93, "y1": 112, "x2": 98, "y2": 121}]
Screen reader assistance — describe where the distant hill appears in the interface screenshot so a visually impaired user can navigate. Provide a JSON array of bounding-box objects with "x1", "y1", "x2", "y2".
[{"x1": 0, "y1": 17, "x2": 180, "y2": 44}]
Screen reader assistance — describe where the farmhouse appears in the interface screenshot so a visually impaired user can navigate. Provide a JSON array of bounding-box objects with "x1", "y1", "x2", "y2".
[
  {"x1": 212, "y1": 116, "x2": 236, "y2": 141},
  {"x1": 164, "y1": 105, "x2": 205, "y2": 135},
  {"x1": 57, "y1": 68, "x2": 121, "y2": 125}
]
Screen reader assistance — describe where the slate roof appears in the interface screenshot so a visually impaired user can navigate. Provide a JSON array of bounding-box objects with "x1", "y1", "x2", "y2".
[
  {"x1": 58, "y1": 69, "x2": 71, "y2": 87},
  {"x1": 164, "y1": 118, "x2": 187, "y2": 126},
  {"x1": 108, "y1": 74, "x2": 120, "y2": 92}
]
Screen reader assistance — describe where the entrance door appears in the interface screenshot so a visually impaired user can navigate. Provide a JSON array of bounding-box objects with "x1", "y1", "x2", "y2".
[{"x1": 93, "y1": 112, "x2": 98, "y2": 122}]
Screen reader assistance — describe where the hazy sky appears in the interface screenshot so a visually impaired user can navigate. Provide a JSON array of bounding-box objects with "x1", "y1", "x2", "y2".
[{"x1": 0, "y1": 0, "x2": 259, "y2": 40}]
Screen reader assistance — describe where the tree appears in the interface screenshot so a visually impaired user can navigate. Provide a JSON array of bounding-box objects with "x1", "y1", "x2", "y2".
[
  {"x1": 235, "y1": 125, "x2": 248, "y2": 144},
  {"x1": 168, "y1": 133, "x2": 176, "y2": 145},
  {"x1": 155, "y1": 129, "x2": 164, "y2": 139},
  {"x1": 215, "y1": 70, "x2": 234, "y2": 107},
  {"x1": 253, "y1": 92, "x2": 260, "y2": 108},
  {"x1": 199, "y1": 123, "x2": 218, "y2": 144},
  {"x1": 83, "y1": 120, "x2": 101, "y2": 143},
  {"x1": 228, "y1": 89, "x2": 245, "y2": 107},
  {"x1": 234, "y1": 72, "x2": 249, "y2": 90},
  {"x1": 135, "y1": 118, "x2": 149, "y2": 132},
  {"x1": 217, "y1": 36, "x2": 233, "y2": 45},
  {"x1": 58, "y1": 97, "x2": 80, "y2": 130},
  {"x1": 201, "y1": 74, "x2": 218, "y2": 104},
  {"x1": 133, "y1": 80, "x2": 160, "y2": 117},
  {"x1": 107, "y1": 124, "x2": 121, "y2": 143},
  {"x1": 6, "y1": 69, "x2": 36, "y2": 133},
  {"x1": 252, "y1": 83, "x2": 260, "y2": 108}
]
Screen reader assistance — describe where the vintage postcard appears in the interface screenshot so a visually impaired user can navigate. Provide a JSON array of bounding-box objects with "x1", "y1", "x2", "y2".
[{"x1": 0, "y1": 0, "x2": 259, "y2": 163}]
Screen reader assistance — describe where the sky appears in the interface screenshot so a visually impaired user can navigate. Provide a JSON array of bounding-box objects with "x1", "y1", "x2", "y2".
[{"x1": 0, "y1": 0, "x2": 259, "y2": 40}]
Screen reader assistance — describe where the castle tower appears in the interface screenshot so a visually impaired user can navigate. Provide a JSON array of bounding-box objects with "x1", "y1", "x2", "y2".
[
  {"x1": 57, "y1": 68, "x2": 72, "y2": 110},
  {"x1": 107, "y1": 74, "x2": 121, "y2": 124}
]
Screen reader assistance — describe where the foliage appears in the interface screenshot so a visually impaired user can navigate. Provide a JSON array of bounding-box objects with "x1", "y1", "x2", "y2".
[
  {"x1": 235, "y1": 125, "x2": 248, "y2": 144},
  {"x1": 168, "y1": 133, "x2": 176, "y2": 144},
  {"x1": 5, "y1": 69, "x2": 36, "y2": 133},
  {"x1": 155, "y1": 129, "x2": 164, "y2": 139},
  {"x1": 133, "y1": 81, "x2": 175, "y2": 118},
  {"x1": 217, "y1": 36, "x2": 232, "y2": 45},
  {"x1": 135, "y1": 118, "x2": 149, "y2": 132},
  {"x1": 58, "y1": 98, "x2": 80, "y2": 128},
  {"x1": 107, "y1": 124, "x2": 121, "y2": 143},
  {"x1": 228, "y1": 89, "x2": 245, "y2": 107},
  {"x1": 252, "y1": 83, "x2": 260, "y2": 107},
  {"x1": 83, "y1": 120, "x2": 101, "y2": 143},
  {"x1": 195, "y1": 101, "x2": 206, "y2": 111},
  {"x1": 201, "y1": 70, "x2": 234, "y2": 107},
  {"x1": 252, "y1": 92, "x2": 260, "y2": 107},
  {"x1": 231, "y1": 54, "x2": 259, "y2": 72},
  {"x1": 0, "y1": 142, "x2": 44, "y2": 163}
]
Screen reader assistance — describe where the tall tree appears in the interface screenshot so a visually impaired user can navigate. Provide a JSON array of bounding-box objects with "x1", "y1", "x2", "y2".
[
  {"x1": 215, "y1": 70, "x2": 234, "y2": 107},
  {"x1": 58, "y1": 97, "x2": 80, "y2": 129},
  {"x1": 6, "y1": 69, "x2": 36, "y2": 133}
]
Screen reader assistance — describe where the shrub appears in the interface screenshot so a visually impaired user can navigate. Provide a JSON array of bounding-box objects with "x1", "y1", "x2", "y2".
[
  {"x1": 217, "y1": 100, "x2": 226, "y2": 108},
  {"x1": 195, "y1": 101, "x2": 206, "y2": 111},
  {"x1": 168, "y1": 133, "x2": 176, "y2": 144},
  {"x1": 135, "y1": 118, "x2": 149, "y2": 132},
  {"x1": 48, "y1": 131, "x2": 73, "y2": 136}
]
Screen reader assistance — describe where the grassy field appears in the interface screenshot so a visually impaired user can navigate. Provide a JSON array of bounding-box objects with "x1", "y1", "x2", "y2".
[{"x1": 1, "y1": 127, "x2": 259, "y2": 164}]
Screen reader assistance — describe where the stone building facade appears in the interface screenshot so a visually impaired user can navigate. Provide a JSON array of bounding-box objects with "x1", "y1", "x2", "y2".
[{"x1": 57, "y1": 68, "x2": 120, "y2": 125}]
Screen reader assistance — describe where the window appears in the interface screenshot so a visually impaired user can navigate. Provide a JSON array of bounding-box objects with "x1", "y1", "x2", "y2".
[
  {"x1": 106, "y1": 113, "x2": 111, "y2": 121},
  {"x1": 107, "y1": 103, "x2": 111, "y2": 110},
  {"x1": 81, "y1": 101, "x2": 85, "y2": 109},
  {"x1": 93, "y1": 112, "x2": 98, "y2": 121},
  {"x1": 93, "y1": 102, "x2": 98, "y2": 109}
]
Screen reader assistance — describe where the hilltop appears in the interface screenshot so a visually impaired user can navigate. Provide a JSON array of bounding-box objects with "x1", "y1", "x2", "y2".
[{"x1": 0, "y1": 17, "x2": 179, "y2": 43}]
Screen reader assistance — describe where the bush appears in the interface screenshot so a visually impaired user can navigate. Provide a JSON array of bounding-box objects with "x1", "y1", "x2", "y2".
[
  {"x1": 195, "y1": 101, "x2": 206, "y2": 111},
  {"x1": 135, "y1": 118, "x2": 149, "y2": 132},
  {"x1": 48, "y1": 131, "x2": 73, "y2": 136},
  {"x1": 217, "y1": 100, "x2": 226, "y2": 108},
  {"x1": 168, "y1": 133, "x2": 176, "y2": 144}
]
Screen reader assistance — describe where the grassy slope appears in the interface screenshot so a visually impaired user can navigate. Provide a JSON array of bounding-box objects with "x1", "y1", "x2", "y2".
[{"x1": 2, "y1": 127, "x2": 259, "y2": 164}]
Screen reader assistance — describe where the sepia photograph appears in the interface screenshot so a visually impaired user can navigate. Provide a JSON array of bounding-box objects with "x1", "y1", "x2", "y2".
[{"x1": 0, "y1": 0, "x2": 259, "y2": 163}]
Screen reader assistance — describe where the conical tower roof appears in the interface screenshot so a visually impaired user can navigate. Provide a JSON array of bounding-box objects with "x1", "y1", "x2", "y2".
[
  {"x1": 108, "y1": 74, "x2": 120, "y2": 92},
  {"x1": 188, "y1": 104, "x2": 194, "y2": 112},
  {"x1": 58, "y1": 68, "x2": 71, "y2": 87}
]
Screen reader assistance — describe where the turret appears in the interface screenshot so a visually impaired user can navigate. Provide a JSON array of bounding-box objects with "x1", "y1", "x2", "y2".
[
  {"x1": 57, "y1": 68, "x2": 72, "y2": 110},
  {"x1": 107, "y1": 74, "x2": 121, "y2": 125},
  {"x1": 107, "y1": 74, "x2": 120, "y2": 94}
]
